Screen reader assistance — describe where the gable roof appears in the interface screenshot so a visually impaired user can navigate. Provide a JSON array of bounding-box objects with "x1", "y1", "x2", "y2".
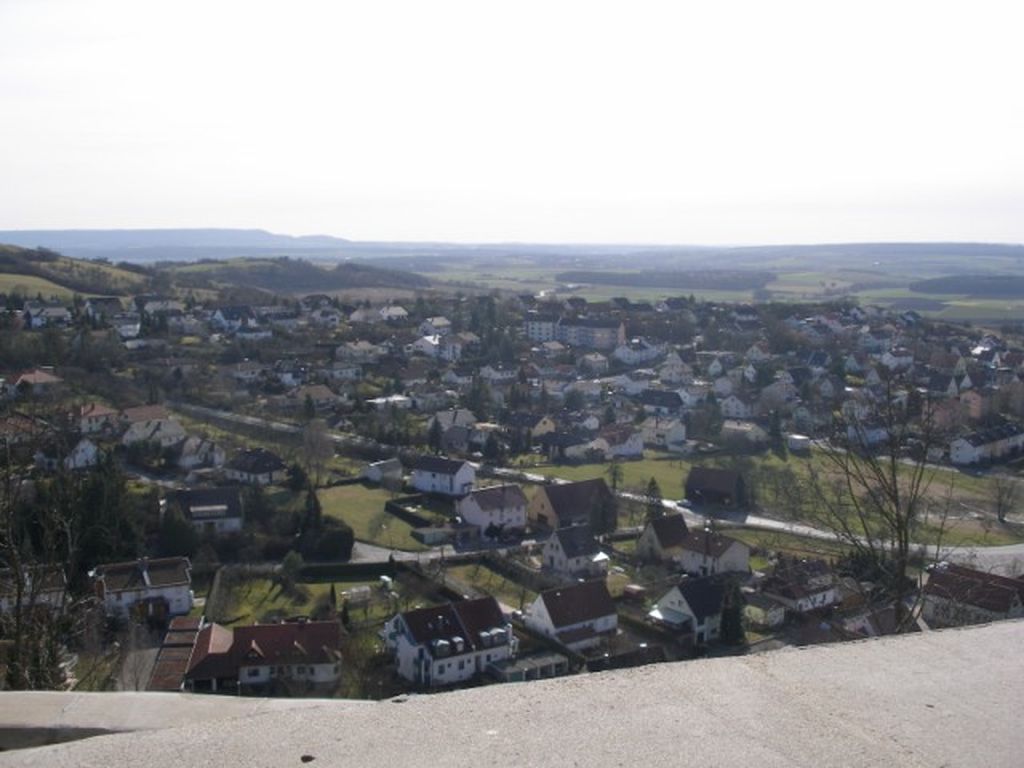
[
  {"x1": 399, "y1": 597, "x2": 506, "y2": 658},
  {"x1": 171, "y1": 487, "x2": 243, "y2": 522},
  {"x1": 675, "y1": 578, "x2": 725, "y2": 622},
  {"x1": 225, "y1": 448, "x2": 286, "y2": 475},
  {"x1": 412, "y1": 455, "x2": 470, "y2": 476},
  {"x1": 464, "y1": 484, "x2": 527, "y2": 511},
  {"x1": 646, "y1": 513, "x2": 689, "y2": 550},
  {"x1": 539, "y1": 580, "x2": 615, "y2": 629},
  {"x1": 186, "y1": 620, "x2": 342, "y2": 681},
  {"x1": 91, "y1": 557, "x2": 191, "y2": 592},
  {"x1": 925, "y1": 563, "x2": 1024, "y2": 614},
  {"x1": 685, "y1": 466, "x2": 742, "y2": 496},
  {"x1": 539, "y1": 479, "x2": 613, "y2": 521},
  {"x1": 552, "y1": 525, "x2": 600, "y2": 559},
  {"x1": 679, "y1": 530, "x2": 744, "y2": 558}
]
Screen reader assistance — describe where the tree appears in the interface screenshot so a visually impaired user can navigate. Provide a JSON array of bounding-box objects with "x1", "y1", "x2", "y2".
[
  {"x1": 286, "y1": 462, "x2": 309, "y2": 493},
  {"x1": 606, "y1": 458, "x2": 624, "y2": 494},
  {"x1": 645, "y1": 477, "x2": 663, "y2": 521},
  {"x1": 302, "y1": 418, "x2": 333, "y2": 487},
  {"x1": 989, "y1": 474, "x2": 1019, "y2": 524},
  {"x1": 719, "y1": 580, "x2": 746, "y2": 646},
  {"x1": 803, "y1": 373, "x2": 952, "y2": 633},
  {"x1": 281, "y1": 550, "x2": 304, "y2": 589},
  {"x1": 427, "y1": 418, "x2": 443, "y2": 454},
  {"x1": 159, "y1": 506, "x2": 198, "y2": 557},
  {"x1": 564, "y1": 389, "x2": 585, "y2": 412}
]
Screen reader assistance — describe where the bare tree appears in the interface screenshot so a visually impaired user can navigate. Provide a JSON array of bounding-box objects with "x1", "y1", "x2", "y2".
[
  {"x1": 302, "y1": 418, "x2": 333, "y2": 487},
  {"x1": 803, "y1": 373, "x2": 953, "y2": 633},
  {"x1": 988, "y1": 473, "x2": 1019, "y2": 524}
]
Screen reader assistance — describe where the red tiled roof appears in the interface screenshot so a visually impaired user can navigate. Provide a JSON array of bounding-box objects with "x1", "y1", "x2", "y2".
[{"x1": 186, "y1": 621, "x2": 341, "y2": 682}]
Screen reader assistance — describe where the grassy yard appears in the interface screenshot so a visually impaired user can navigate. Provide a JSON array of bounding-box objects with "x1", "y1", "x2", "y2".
[
  {"x1": 319, "y1": 483, "x2": 429, "y2": 551},
  {"x1": 208, "y1": 576, "x2": 335, "y2": 625},
  {"x1": 445, "y1": 563, "x2": 536, "y2": 610}
]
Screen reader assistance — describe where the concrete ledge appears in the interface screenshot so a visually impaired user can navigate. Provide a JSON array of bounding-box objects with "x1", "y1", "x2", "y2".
[{"x1": 1, "y1": 621, "x2": 1021, "y2": 767}]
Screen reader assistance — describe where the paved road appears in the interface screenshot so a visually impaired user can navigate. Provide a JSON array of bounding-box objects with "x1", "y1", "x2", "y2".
[{"x1": 165, "y1": 402, "x2": 1024, "y2": 573}]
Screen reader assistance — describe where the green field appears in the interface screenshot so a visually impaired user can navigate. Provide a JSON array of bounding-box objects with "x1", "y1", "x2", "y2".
[
  {"x1": 0, "y1": 273, "x2": 78, "y2": 300},
  {"x1": 319, "y1": 483, "x2": 429, "y2": 551},
  {"x1": 445, "y1": 563, "x2": 536, "y2": 609}
]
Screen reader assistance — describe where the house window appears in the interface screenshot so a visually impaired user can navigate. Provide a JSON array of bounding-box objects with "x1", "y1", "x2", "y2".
[
  {"x1": 437, "y1": 663, "x2": 445, "y2": 674},
  {"x1": 296, "y1": 666, "x2": 305, "y2": 674},
  {"x1": 458, "y1": 660, "x2": 465, "y2": 671},
  {"x1": 247, "y1": 668, "x2": 260, "y2": 678}
]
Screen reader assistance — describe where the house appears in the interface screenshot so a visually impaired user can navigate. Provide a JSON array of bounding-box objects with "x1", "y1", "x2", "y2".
[
  {"x1": 579, "y1": 353, "x2": 609, "y2": 375},
  {"x1": 556, "y1": 317, "x2": 625, "y2": 350},
  {"x1": 543, "y1": 525, "x2": 608, "y2": 578},
  {"x1": 419, "y1": 316, "x2": 452, "y2": 337},
  {"x1": 455, "y1": 484, "x2": 528, "y2": 537},
  {"x1": 684, "y1": 467, "x2": 746, "y2": 507},
  {"x1": 613, "y1": 338, "x2": 663, "y2": 366},
  {"x1": 224, "y1": 448, "x2": 287, "y2": 486},
  {"x1": 648, "y1": 577, "x2": 725, "y2": 644},
  {"x1": 0, "y1": 566, "x2": 67, "y2": 615},
  {"x1": 361, "y1": 458, "x2": 404, "y2": 485},
  {"x1": 743, "y1": 592, "x2": 786, "y2": 629},
  {"x1": 428, "y1": 409, "x2": 477, "y2": 433},
  {"x1": 409, "y1": 335, "x2": 441, "y2": 358},
  {"x1": 185, "y1": 620, "x2": 343, "y2": 694},
  {"x1": 90, "y1": 557, "x2": 194, "y2": 621},
  {"x1": 638, "y1": 389, "x2": 683, "y2": 416},
  {"x1": 596, "y1": 424, "x2": 644, "y2": 459},
  {"x1": 168, "y1": 487, "x2": 244, "y2": 535},
  {"x1": 640, "y1": 416, "x2": 687, "y2": 451},
  {"x1": 175, "y1": 436, "x2": 225, "y2": 470},
  {"x1": 410, "y1": 456, "x2": 475, "y2": 496},
  {"x1": 636, "y1": 513, "x2": 690, "y2": 564},
  {"x1": 379, "y1": 304, "x2": 409, "y2": 322},
  {"x1": 527, "y1": 478, "x2": 616, "y2": 533},
  {"x1": 720, "y1": 420, "x2": 769, "y2": 447},
  {"x1": 720, "y1": 394, "x2": 755, "y2": 420},
  {"x1": 381, "y1": 597, "x2": 516, "y2": 688},
  {"x1": 676, "y1": 529, "x2": 750, "y2": 576},
  {"x1": 85, "y1": 296, "x2": 125, "y2": 321},
  {"x1": 34, "y1": 437, "x2": 100, "y2": 471},
  {"x1": 120, "y1": 404, "x2": 171, "y2": 426},
  {"x1": 22, "y1": 301, "x2": 71, "y2": 329},
  {"x1": 74, "y1": 403, "x2": 117, "y2": 434},
  {"x1": 524, "y1": 580, "x2": 617, "y2": 652},
  {"x1": 761, "y1": 559, "x2": 840, "y2": 614},
  {"x1": 13, "y1": 368, "x2": 63, "y2": 397},
  {"x1": 121, "y1": 418, "x2": 187, "y2": 449},
  {"x1": 949, "y1": 422, "x2": 1024, "y2": 466},
  {"x1": 922, "y1": 562, "x2": 1024, "y2": 627}
]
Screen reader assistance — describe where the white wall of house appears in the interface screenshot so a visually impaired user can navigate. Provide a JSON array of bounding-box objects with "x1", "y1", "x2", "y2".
[
  {"x1": 679, "y1": 542, "x2": 750, "y2": 576},
  {"x1": 456, "y1": 496, "x2": 526, "y2": 533},
  {"x1": 103, "y1": 584, "x2": 193, "y2": 620},
  {"x1": 411, "y1": 465, "x2": 476, "y2": 496},
  {"x1": 524, "y1": 596, "x2": 617, "y2": 651}
]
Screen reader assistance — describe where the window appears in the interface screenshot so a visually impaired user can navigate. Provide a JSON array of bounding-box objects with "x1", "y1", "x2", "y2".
[
  {"x1": 247, "y1": 668, "x2": 260, "y2": 678},
  {"x1": 458, "y1": 660, "x2": 465, "y2": 671}
]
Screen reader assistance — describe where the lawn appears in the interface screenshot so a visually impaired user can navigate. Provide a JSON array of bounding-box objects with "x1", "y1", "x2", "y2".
[
  {"x1": 207, "y1": 576, "x2": 336, "y2": 625},
  {"x1": 319, "y1": 482, "x2": 429, "y2": 551},
  {"x1": 445, "y1": 563, "x2": 536, "y2": 610}
]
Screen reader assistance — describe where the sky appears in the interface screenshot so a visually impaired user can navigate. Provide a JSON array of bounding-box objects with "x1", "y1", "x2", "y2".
[{"x1": 1, "y1": 0, "x2": 1022, "y2": 245}]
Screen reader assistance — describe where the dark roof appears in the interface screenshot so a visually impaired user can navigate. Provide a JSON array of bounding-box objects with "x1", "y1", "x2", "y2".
[
  {"x1": 539, "y1": 580, "x2": 615, "y2": 629},
  {"x1": 412, "y1": 455, "x2": 470, "y2": 476},
  {"x1": 399, "y1": 597, "x2": 506, "y2": 659},
  {"x1": 685, "y1": 467, "x2": 742, "y2": 496},
  {"x1": 170, "y1": 487, "x2": 243, "y2": 522},
  {"x1": 925, "y1": 563, "x2": 1024, "y2": 614},
  {"x1": 679, "y1": 530, "x2": 744, "y2": 558},
  {"x1": 0, "y1": 566, "x2": 66, "y2": 600},
  {"x1": 539, "y1": 479, "x2": 613, "y2": 523},
  {"x1": 675, "y1": 578, "x2": 725, "y2": 622},
  {"x1": 186, "y1": 620, "x2": 342, "y2": 682},
  {"x1": 225, "y1": 448, "x2": 286, "y2": 475},
  {"x1": 553, "y1": 525, "x2": 600, "y2": 559},
  {"x1": 465, "y1": 484, "x2": 527, "y2": 511},
  {"x1": 646, "y1": 514, "x2": 689, "y2": 549},
  {"x1": 91, "y1": 557, "x2": 191, "y2": 592},
  {"x1": 639, "y1": 389, "x2": 683, "y2": 408}
]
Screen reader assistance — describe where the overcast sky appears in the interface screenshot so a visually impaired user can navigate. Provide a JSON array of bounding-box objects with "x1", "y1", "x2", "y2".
[{"x1": 2, "y1": 0, "x2": 1022, "y2": 244}]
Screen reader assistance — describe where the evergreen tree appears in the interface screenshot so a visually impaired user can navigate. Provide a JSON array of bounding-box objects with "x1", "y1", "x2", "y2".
[
  {"x1": 720, "y1": 581, "x2": 746, "y2": 646},
  {"x1": 645, "y1": 477, "x2": 663, "y2": 521}
]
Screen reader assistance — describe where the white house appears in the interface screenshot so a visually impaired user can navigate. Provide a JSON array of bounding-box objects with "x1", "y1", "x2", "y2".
[
  {"x1": 649, "y1": 578, "x2": 725, "y2": 644},
  {"x1": 635, "y1": 418, "x2": 683, "y2": 453},
  {"x1": 613, "y1": 338, "x2": 663, "y2": 366},
  {"x1": 90, "y1": 557, "x2": 194, "y2": 621},
  {"x1": 524, "y1": 580, "x2": 617, "y2": 652},
  {"x1": 949, "y1": 423, "x2": 1024, "y2": 466},
  {"x1": 186, "y1": 621, "x2": 342, "y2": 694},
  {"x1": 761, "y1": 560, "x2": 840, "y2": 614},
  {"x1": 34, "y1": 437, "x2": 100, "y2": 472},
  {"x1": 409, "y1": 335, "x2": 442, "y2": 358},
  {"x1": 170, "y1": 487, "x2": 244, "y2": 535},
  {"x1": 77, "y1": 402, "x2": 118, "y2": 435},
  {"x1": 542, "y1": 525, "x2": 608, "y2": 578},
  {"x1": 121, "y1": 418, "x2": 187, "y2": 449},
  {"x1": 720, "y1": 394, "x2": 755, "y2": 420},
  {"x1": 411, "y1": 456, "x2": 475, "y2": 496},
  {"x1": 381, "y1": 597, "x2": 516, "y2": 688},
  {"x1": 0, "y1": 566, "x2": 67, "y2": 615},
  {"x1": 676, "y1": 530, "x2": 750, "y2": 576},
  {"x1": 455, "y1": 485, "x2": 527, "y2": 536},
  {"x1": 224, "y1": 448, "x2": 287, "y2": 486}
]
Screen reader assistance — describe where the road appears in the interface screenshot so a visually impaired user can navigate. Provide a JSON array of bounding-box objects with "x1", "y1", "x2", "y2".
[{"x1": 165, "y1": 402, "x2": 1024, "y2": 573}]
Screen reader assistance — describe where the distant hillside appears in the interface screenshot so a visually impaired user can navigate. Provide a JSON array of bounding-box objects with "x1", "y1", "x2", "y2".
[
  {"x1": 554, "y1": 269, "x2": 775, "y2": 291},
  {"x1": 0, "y1": 243, "x2": 150, "y2": 297},
  {"x1": 0, "y1": 228, "x2": 350, "y2": 252},
  {"x1": 165, "y1": 257, "x2": 429, "y2": 294},
  {"x1": 909, "y1": 274, "x2": 1024, "y2": 297}
]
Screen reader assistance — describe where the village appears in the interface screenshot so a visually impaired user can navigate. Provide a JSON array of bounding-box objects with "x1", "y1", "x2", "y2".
[{"x1": 2, "y1": 282, "x2": 1024, "y2": 698}]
